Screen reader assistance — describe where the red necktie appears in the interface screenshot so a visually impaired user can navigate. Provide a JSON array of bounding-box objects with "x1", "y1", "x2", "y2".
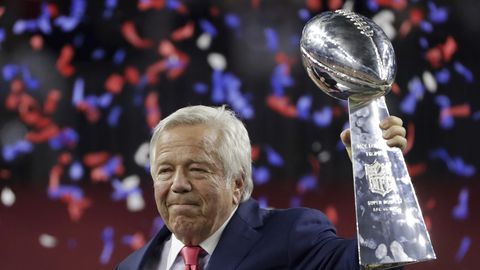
[{"x1": 180, "y1": 246, "x2": 204, "y2": 270}]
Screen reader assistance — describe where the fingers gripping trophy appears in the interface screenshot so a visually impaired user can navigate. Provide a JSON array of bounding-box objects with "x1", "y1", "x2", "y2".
[{"x1": 300, "y1": 10, "x2": 436, "y2": 269}]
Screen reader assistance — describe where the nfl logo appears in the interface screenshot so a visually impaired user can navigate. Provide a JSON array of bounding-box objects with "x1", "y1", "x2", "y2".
[{"x1": 365, "y1": 161, "x2": 396, "y2": 197}]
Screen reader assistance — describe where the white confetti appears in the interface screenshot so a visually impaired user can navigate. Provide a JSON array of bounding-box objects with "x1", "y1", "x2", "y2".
[
  {"x1": 1, "y1": 187, "x2": 15, "y2": 207},
  {"x1": 207, "y1": 52, "x2": 227, "y2": 71},
  {"x1": 134, "y1": 142, "x2": 149, "y2": 168},
  {"x1": 123, "y1": 175, "x2": 140, "y2": 189},
  {"x1": 318, "y1": 151, "x2": 331, "y2": 163},
  {"x1": 39, "y1": 234, "x2": 57, "y2": 248},
  {"x1": 127, "y1": 193, "x2": 145, "y2": 212},
  {"x1": 422, "y1": 71, "x2": 437, "y2": 93},
  {"x1": 373, "y1": 10, "x2": 396, "y2": 40},
  {"x1": 196, "y1": 32, "x2": 212, "y2": 50}
]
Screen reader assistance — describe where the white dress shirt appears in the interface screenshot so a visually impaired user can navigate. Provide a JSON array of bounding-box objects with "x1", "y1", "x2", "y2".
[{"x1": 158, "y1": 206, "x2": 238, "y2": 270}]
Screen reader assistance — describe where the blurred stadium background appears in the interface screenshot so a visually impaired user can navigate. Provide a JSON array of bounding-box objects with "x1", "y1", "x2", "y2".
[{"x1": 0, "y1": 0, "x2": 479, "y2": 269}]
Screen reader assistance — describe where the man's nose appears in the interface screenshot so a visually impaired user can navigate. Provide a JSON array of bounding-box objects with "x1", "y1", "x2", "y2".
[{"x1": 170, "y1": 169, "x2": 192, "y2": 193}]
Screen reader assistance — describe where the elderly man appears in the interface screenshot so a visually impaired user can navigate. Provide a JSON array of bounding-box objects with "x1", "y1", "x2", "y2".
[{"x1": 117, "y1": 105, "x2": 407, "y2": 270}]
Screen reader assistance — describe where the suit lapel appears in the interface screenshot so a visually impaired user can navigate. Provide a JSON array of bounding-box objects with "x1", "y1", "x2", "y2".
[
  {"x1": 137, "y1": 226, "x2": 172, "y2": 269},
  {"x1": 207, "y1": 199, "x2": 264, "y2": 270}
]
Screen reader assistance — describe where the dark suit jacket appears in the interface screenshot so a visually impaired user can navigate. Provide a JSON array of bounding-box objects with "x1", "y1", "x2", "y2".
[{"x1": 117, "y1": 198, "x2": 358, "y2": 270}]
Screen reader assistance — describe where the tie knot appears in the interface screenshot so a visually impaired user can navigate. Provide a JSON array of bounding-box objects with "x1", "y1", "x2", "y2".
[{"x1": 180, "y1": 246, "x2": 204, "y2": 267}]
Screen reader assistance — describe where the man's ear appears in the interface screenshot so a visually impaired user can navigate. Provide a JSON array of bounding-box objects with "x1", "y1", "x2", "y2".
[{"x1": 231, "y1": 176, "x2": 245, "y2": 205}]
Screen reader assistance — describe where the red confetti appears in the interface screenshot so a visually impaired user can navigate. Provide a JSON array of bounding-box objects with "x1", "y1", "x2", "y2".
[
  {"x1": 129, "y1": 232, "x2": 146, "y2": 250},
  {"x1": 266, "y1": 95, "x2": 298, "y2": 118},
  {"x1": 407, "y1": 162, "x2": 427, "y2": 177},
  {"x1": 43, "y1": 89, "x2": 62, "y2": 114},
  {"x1": 121, "y1": 21, "x2": 153, "y2": 49},
  {"x1": 56, "y1": 45, "x2": 76, "y2": 77},
  {"x1": 105, "y1": 73, "x2": 125, "y2": 94},
  {"x1": 138, "y1": 0, "x2": 165, "y2": 11},
  {"x1": 328, "y1": 0, "x2": 343, "y2": 10},
  {"x1": 441, "y1": 104, "x2": 470, "y2": 120},
  {"x1": 377, "y1": 0, "x2": 407, "y2": 10},
  {"x1": 145, "y1": 91, "x2": 161, "y2": 129},
  {"x1": 251, "y1": 145, "x2": 260, "y2": 161},
  {"x1": 124, "y1": 66, "x2": 141, "y2": 85},
  {"x1": 324, "y1": 205, "x2": 339, "y2": 225},
  {"x1": 306, "y1": 0, "x2": 322, "y2": 12},
  {"x1": 425, "y1": 36, "x2": 457, "y2": 68},
  {"x1": 30, "y1": 34, "x2": 44, "y2": 51},
  {"x1": 83, "y1": 152, "x2": 110, "y2": 168},
  {"x1": 171, "y1": 21, "x2": 195, "y2": 41}
]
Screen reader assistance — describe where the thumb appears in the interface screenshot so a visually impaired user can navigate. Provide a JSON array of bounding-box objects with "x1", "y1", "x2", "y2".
[{"x1": 340, "y1": 129, "x2": 351, "y2": 147}]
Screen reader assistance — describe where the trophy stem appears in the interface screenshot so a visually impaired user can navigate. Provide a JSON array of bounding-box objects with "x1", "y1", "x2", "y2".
[{"x1": 348, "y1": 96, "x2": 436, "y2": 269}]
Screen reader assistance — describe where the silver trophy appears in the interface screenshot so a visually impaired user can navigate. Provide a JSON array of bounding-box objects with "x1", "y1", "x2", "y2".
[{"x1": 300, "y1": 10, "x2": 436, "y2": 269}]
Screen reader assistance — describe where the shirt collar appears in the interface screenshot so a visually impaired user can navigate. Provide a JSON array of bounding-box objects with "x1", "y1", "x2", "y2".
[{"x1": 166, "y1": 205, "x2": 238, "y2": 267}]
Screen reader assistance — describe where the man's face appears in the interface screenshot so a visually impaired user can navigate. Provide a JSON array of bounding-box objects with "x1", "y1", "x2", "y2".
[{"x1": 152, "y1": 124, "x2": 243, "y2": 245}]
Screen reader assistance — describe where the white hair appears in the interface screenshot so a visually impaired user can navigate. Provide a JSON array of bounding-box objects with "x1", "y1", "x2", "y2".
[{"x1": 149, "y1": 105, "x2": 253, "y2": 202}]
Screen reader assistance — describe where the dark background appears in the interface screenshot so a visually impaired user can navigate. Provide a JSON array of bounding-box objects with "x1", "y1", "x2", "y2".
[{"x1": 0, "y1": 0, "x2": 478, "y2": 269}]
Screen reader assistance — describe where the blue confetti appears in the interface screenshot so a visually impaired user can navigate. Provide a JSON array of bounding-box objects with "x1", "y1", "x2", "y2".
[
  {"x1": 367, "y1": 0, "x2": 379, "y2": 12},
  {"x1": 48, "y1": 185, "x2": 84, "y2": 200},
  {"x1": 296, "y1": 95, "x2": 312, "y2": 120},
  {"x1": 199, "y1": 19, "x2": 217, "y2": 37},
  {"x1": 400, "y1": 77, "x2": 424, "y2": 115},
  {"x1": 428, "y1": 2, "x2": 449, "y2": 24},
  {"x1": 98, "y1": 93, "x2": 113, "y2": 108},
  {"x1": 298, "y1": 9, "x2": 311, "y2": 21},
  {"x1": 252, "y1": 166, "x2": 270, "y2": 185},
  {"x1": 211, "y1": 70, "x2": 225, "y2": 103},
  {"x1": 419, "y1": 37, "x2": 429, "y2": 49},
  {"x1": 103, "y1": 0, "x2": 117, "y2": 19},
  {"x1": 454, "y1": 61, "x2": 474, "y2": 83},
  {"x1": 265, "y1": 146, "x2": 284, "y2": 167},
  {"x1": 107, "y1": 106, "x2": 122, "y2": 127},
  {"x1": 264, "y1": 28, "x2": 279, "y2": 52},
  {"x1": 72, "y1": 78, "x2": 85, "y2": 105},
  {"x1": 21, "y1": 65, "x2": 40, "y2": 90},
  {"x1": 111, "y1": 179, "x2": 142, "y2": 201},
  {"x1": 224, "y1": 13, "x2": 241, "y2": 29},
  {"x1": 91, "y1": 48, "x2": 106, "y2": 60},
  {"x1": 2, "y1": 64, "x2": 19, "y2": 81},
  {"x1": 69, "y1": 161, "x2": 84, "y2": 181},
  {"x1": 452, "y1": 188, "x2": 468, "y2": 220},
  {"x1": 2, "y1": 140, "x2": 34, "y2": 162},
  {"x1": 0, "y1": 28, "x2": 5, "y2": 44},
  {"x1": 49, "y1": 128, "x2": 79, "y2": 150},
  {"x1": 455, "y1": 236, "x2": 471, "y2": 262},
  {"x1": 54, "y1": 0, "x2": 87, "y2": 32},
  {"x1": 271, "y1": 64, "x2": 294, "y2": 96},
  {"x1": 100, "y1": 226, "x2": 114, "y2": 264},
  {"x1": 193, "y1": 82, "x2": 208, "y2": 94},
  {"x1": 430, "y1": 148, "x2": 476, "y2": 177},
  {"x1": 297, "y1": 174, "x2": 317, "y2": 193},
  {"x1": 113, "y1": 49, "x2": 126, "y2": 64},
  {"x1": 166, "y1": 0, "x2": 182, "y2": 10},
  {"x1": 435, "y1": 68, "x2": 450, "y2": 84},
  {"x1": 419, "y1": 21, "x2": 433, "y2": 33},
  {"x1": 313, "y1": 107, "x2": 333, "y2": 127}
]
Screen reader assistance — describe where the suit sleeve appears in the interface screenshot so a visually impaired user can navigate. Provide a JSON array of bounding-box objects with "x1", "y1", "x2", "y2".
[{"x1": 287, "y1": 209, "x2": 360, "y2": 270}]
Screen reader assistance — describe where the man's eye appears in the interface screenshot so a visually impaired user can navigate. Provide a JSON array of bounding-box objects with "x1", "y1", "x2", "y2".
[
  {"x1": 158, "y1": 168, "x2": 172, "y2": 174},
  {"x1": 190, "y1": 167, "x2": 207, "y2": 173}
]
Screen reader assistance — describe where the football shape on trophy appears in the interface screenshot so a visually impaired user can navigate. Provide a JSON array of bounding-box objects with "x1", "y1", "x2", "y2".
[{"x1": 300, "y1": 9, "x2": 396, "y2": 102}]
